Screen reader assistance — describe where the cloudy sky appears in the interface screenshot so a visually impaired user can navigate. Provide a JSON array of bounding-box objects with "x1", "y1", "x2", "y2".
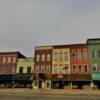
[{"x1": 0, "y1": 0, "x2": 100, "y2": 57}]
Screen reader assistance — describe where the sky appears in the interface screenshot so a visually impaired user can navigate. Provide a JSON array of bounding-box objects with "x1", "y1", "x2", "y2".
[{"x1": 0, "y1": 0, "x2": 100, "y2": 57}]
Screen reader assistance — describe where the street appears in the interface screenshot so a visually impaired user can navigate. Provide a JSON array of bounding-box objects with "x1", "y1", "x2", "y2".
[
  {"x1": 0, "y1": 89, "x2": 100, "y2": 100},
  {"x1": 0, "y1": 93, "x2": 100, "y2": 100}
]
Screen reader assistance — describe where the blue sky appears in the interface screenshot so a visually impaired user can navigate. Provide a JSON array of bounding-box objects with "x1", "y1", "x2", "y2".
[{"x1": 0, "y1": 0, "x2": 100, "y2": 56}]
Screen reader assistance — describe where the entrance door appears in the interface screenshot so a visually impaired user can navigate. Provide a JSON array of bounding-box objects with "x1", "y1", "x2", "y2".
[
  {"x1": 46, "y1": 80, "x2": 51, "y2": 89},
  {"x1": 33, "y1": 80, "x2": 39, "y2": 89}
]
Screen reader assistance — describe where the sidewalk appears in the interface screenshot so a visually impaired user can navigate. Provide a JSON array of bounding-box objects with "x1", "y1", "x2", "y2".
[
  {"x1": 0, "y1": 88, "x2": 100, "y2": 95},
  {"x1": 32, "y1": 89, "x2": 100, "y2": 94}
]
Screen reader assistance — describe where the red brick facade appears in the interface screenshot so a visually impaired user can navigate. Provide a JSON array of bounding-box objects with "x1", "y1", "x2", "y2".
[
  {"x1": 34, "y1": 47, "x2": 52, "y2": 80},
  {"x1": 0, "y1": 52, "x2": 25, "y2": 74}
]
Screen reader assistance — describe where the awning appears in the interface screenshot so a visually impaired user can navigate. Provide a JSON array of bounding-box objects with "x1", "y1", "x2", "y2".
[
  {"x1": 0, "y1": 74, "x2": 12, "y2": 81},
  {"x1": 51, "y1": 74, "x2": 91, "y2": 81},
  {"x1": 12, "y1": 74, "x2": 33, "y2": 81}
]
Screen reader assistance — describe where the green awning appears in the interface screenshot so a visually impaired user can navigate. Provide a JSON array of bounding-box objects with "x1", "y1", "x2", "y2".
[
  {"x1": 12, "y1": 74, "x2": 33, "y2": 81},
  {"x1": 0, "y1": 74, "x2": 12, "y2": 81}
]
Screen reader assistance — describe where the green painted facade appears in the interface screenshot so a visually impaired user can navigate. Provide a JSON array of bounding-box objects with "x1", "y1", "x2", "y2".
[{"x1": 87, "y1": 39, "x2": 100, "y2": 80}]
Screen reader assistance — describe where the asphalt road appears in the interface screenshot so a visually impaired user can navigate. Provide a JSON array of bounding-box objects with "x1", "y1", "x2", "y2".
[
  {"x1": 0, "y1": 93, "x2": 100, "y2": 100},
  {"x1": 0, "y1": 89, "x2": 100, "y2": 100}
]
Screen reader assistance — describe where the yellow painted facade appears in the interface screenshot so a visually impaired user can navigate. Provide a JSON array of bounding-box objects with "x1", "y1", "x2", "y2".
[
  {"x1": 16, "y1": 58, "x2": 34, "y2": 73},
  {"x1": 52, "y1": 48, "x2": 70, "y2": 74}
]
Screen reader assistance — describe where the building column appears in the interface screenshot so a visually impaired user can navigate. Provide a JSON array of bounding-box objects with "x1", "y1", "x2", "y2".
[
  {"x1": 90, "y1": 81, "x2": 95, "y2": 89},
  {"x1": 70, "y1": 81, "x2": 73, "y2": 89}
]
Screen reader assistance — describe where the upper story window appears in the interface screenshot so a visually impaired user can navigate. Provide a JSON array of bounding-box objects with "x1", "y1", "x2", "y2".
[
  {"x1": 84, "y1": 65, "x2": 88, "y2": 72},
  {"x1": 77, "y1": 51, "x2": 82, "y2": 60},
  {"x1": 92, "y1": 64, "x2": 97, "y2": 72},
  {"x1": 97, "y1": 50, "x2": 100, "y2": 58},
  {"x1": 13, "y1": 57, "x2": 16, "y2": 63},
  {"x1": 47, "y1": 54, "x2": 51, "y2": 62},
  {"x1": 54, "y1": 53, "x2": 58, "y2": 61},
  {"x1": 64, "y1": 64, "x2": 69, "y2": 73},
  {"x1": 53, "y1": 65, "x2": 58, "y2": 74},
  {"x1": 40, "y1": 65, "x2": 45, "y2": 73},
  {"x1": 36, "y1": 54, "x2": 40, "y2": 62},
  {"x1": 92, "y1": 50, "x2": 96, "y2": 58},
  {"x1": 8, "y1": 57, "x2": 11, "y2": 63},
  {"x1": 41, "y1": 54, "x2": 45, "y2": 62},
  {"x1": 82, "y1": 52, "x2": 87, "y2": 60},
  {"x1": 65, "y1": 52, "x2": 68, "y2": 61},
  {"x1": 27, "y1": 67, "x2": 31, "y2": 73},
  {"x1": 97, "y1": 64, "x2": 100, "y2": 72},
  {"x1": 59, "y1": 53, "x2": 63, "y2": 62},
  {"x1": 3, "y1": 57, "x2": 6, "y2": 64},
  {"x1": 71, "y1": 51, "x2": 76, "y2": 61},
  {"x1": 72, "y1": 64, "x2": 76, "y2": 73},
  {"x1": 78, "y1": 65, "x2": 82, "y2": 73},
  {"x1": 35, "y1": 65, "x2": 39, "y2": 73},
  {"x1": 46, "y1": 65, "x2": 51, "y2": 73},
  {"x1": 19, "y1": 67, "x2": 23, "y2": 73},
  {"x1": 59, "y1": 64, "x2": 63, "y2": 73}
]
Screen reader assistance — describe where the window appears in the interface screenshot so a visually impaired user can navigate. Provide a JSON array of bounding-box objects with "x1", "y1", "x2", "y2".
[
  {"x1": 65, "y1": 52, "x2": 68, "y2": 61},
  {"x1": 63, "y1": 64, "x2": 68, "y2": 74},
  {"x1": 92, "y1": 50, "x2": 96, "y2": 58},
  {"x1": 72, "y1": 64, "x2": 76, "y2": 73},
  {"x1": 34, "y1": 80, "x2": 38, "y2": 87},
  {"x1": 97, "y1": 64, "x2": 100, "y2": 72},
  {"x1": 40, "y1": 65, "x2": 45, "y2": 73},
  {"x1": 54, "y1": 65, "x2": 58, "y2": 74},
  {"x1": 84, "y1": 65, "x2": 88, "y2": 72},
  {"x1": 77, "y1": 51, "x2": 82, "y2": 60},
  {"x1": 78, "y1": 65, "x2": 82, "y2": 72},
  {"x1": 8, "y1": 57, "x2": 11, "y2": 63},
  {"x1": 83, "y1": 52, "x2": 87, "y2": 60},
  {"x1": 27, "y1": 67, "x2": 31, "y2": 73},
  {"x1": 19, "y1": 67, "x2": 23, "y2": 73},
  {"x1": 97, "y1": 50, "x2": 100, "y2": 58},
  {"x1": 46, "y1": 81, "x2": 51, "y2": 88},
  {"x1": 36, "y1": 55, "x2": 40, "y2": 62},
  {"x1": 35, "y1": 66, "x2": 39, "y2": 73},
  {"x1": 47, "y1": 54, "x2": 51, "y2": 61},
  {"x1": 59, "y1": 54, "x2": 63, "y2": 61},
  {"x1": 92, "y1": 64, "x2": 97, "y2": 72},
  {"x1": 71, "y1": 51, "x2": 76, "y2": 61},
  {"x1": 3, "y1": 57, "x2": 6, "y2": 64},
  {"x1": 46, "y1": 65, "x2": 51, "y2": 73},
  {"x1": 41, "y1": 54, "x2": 45, "y2": 62},
  {"x1": 59, "y1": 64, "x2": 63, "y2": 73},
  {"x1": 13, "y1": 57, "x2": 16, "y2": 63},
  {"x1": 54, "y1": 53, "x2": 58, "y2": 61}
]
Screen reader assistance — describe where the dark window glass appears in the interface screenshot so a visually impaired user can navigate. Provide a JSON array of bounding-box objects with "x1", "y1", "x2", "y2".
[
  {"x1": 27, "y1": 67, "x2": 31, "y2": 73},
  {"x1": 84, "y1": 65, "x2": 87, "y2": 72},
  {"x1": 78, "y1": 65, "x2": 82, "y2": 72},
  {"x1": 19, "y1": 67, "x2": 23, "y2": 73}
]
